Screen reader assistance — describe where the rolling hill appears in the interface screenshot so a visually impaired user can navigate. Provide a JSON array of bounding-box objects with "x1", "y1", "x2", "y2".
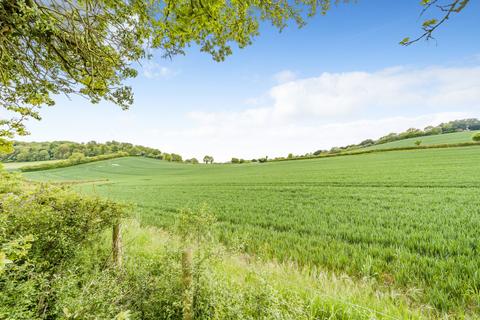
[
  {"x1": 24, "y1": 146, "x2": 480, "y2": 314},
  {"x1": 362, "y1": 130, "x2": 480, "y2": 151}
]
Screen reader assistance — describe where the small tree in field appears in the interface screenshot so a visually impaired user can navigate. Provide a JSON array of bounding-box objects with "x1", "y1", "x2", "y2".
[
  {"x1": 414, "y1": 140, "x2": 422, "y2": 146},
  {"x1": 473, "y1": 133, "x2": 480, "y2": 142},
  {"x1": 203, "y1": 155, "x2": 213, "y2": 164}
]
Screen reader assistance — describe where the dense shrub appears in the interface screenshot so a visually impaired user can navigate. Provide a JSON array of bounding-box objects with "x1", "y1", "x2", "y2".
[
  {"x1": 0, "y1": 170, "x2": 126, "y2": 319},
  {"x1": 473, "y1": 133, "x2": 480, "y2": 142}
]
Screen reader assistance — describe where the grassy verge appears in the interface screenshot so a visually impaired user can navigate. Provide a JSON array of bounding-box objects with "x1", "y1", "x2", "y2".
[{"x1": 69, "y1": 220, "x2": 443, "y2": 319}]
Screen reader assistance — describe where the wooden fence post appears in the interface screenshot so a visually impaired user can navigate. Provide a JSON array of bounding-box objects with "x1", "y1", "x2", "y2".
[
  {"x1": 112, "y1": 223, "x2": 122, "y2": 268},
  {"x1": 182, "y1": 246, "x2": 194, "y2": 320}
]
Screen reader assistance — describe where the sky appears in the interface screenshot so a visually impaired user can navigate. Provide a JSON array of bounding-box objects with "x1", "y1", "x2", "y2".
[{"x1": 14, "y1": 1, "x2": 480, "y2": 161}]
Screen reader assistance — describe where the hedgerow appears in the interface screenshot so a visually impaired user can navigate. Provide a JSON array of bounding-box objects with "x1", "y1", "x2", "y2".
[
  {"x1": 273, "y1": 141, "x2": 480, "y2": 162},
  {"x1": 0, "y1": 170, "x2": 126, "y2": 318},
  {"x1": 19, "y1": 152, "x2": 129, "y2": 172}
]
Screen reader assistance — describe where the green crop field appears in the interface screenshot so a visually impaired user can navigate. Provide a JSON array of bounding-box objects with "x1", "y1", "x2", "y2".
[
  {"x1": 363, "y1": 130, "x2": 480, "y2": 150},
  {"x1": 25, "y1": 146, "x2": 480, "y2": 314}
]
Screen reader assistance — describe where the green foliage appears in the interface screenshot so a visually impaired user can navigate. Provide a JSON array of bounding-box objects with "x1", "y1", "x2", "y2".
[
  {"x1": 24, "y1": 148, "x2": 480, "y2": 314},
  {"x1": 0, "y1": 139, "x2": 13, "y2": 155},
  {"x1": 402, "y1": 0, "x2": 470, "y2": 45},
  {"x1": 185, "y1": 158, "x2": 199, "y2": 165},
  {"x1": 0, "y1": 0, "x2": 338, "y2": 141},
  {"x1": 230, "y1": 158, "x2": 246, "y2": 164},
  {"x1": 0, "y1": 172, "x2": 424, "y2": 317},
  {"x1": 422, "y1": 19, "x2": 438, "y2": 28},
  {"x1": 374, "y1": 119, "x2": 480, "y2": 146},
  {"x1": 305, "y1": 119, "x2": 480, "y2": 159},
  {"x1": 472, "y1": 133, "x2": 480, "y2": 142},
  {"x1": 69, "y1": 152, "x2": 86, "y2": 163},
  {"x1": 51, "y1": 220, "x2": 423, "y2": 319},
  {"x1": 414, "y1": 140, "x2": 422, "y2": 146},
  {"x1": 1, "y1": 140, "x2": 168, "y2": 163},
  {"x1": 0, "y1": 171, "x2": 126, "y2": 318},
  {"x1": 203, "y1": 155, "x2": 214, "y2": 164},
  {"x1": 176, "y1": 205, "x2": 216, "y2": 244},
  {"x1": 362, "y1": 131, "x2": 480, "y2": 152}
]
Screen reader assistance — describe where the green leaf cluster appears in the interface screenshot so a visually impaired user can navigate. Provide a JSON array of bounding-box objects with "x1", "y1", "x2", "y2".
[
  {"x1": 0, "y1": 0, "x2": 341, "y2": 142},
  {"x1": 0, "y1": 170, "x2": 127, "y2": 318}
]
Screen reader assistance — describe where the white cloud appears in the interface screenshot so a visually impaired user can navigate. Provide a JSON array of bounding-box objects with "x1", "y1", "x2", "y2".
[
  {"x1": 24, "y1": 65, "x2": 480, "y2": 162},
  {"x1": 267, "y1": 66, "x2": 480, "y2": 120},
  {"x1": 160, "y1": 65, "x2": 480, "y2": 161},
  {"x1": 142, "y1": 61, "x2": 175, "y2": 79},
  {"x1": 273, "y1": 70, "x2": 297, "y2": 84}
]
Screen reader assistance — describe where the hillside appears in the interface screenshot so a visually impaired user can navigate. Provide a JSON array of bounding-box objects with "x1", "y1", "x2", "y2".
[
  {"x1": 25, "y1": 146, "x2": 480, "y2": 315},
  {"x1": 1, "y1": 160, "x2": 62, "y2": 171},
  {"x1": 362, "y1": 130, "x2": 480, "y2": 151}
]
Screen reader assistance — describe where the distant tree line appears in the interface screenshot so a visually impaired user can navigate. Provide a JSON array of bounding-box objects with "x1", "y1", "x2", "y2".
[
  {"x1": 1, "y1": 141, "x2": 183, "y2": 163},
  {"x1": 311, "y1": 118, "x2": 480, "y2": 156},
  {"x1": 264, "y1": 118, "x2": 480, "y2": 162},
  {"x1": 367, "y1": 118, "x2": 480, "y2": 147}
]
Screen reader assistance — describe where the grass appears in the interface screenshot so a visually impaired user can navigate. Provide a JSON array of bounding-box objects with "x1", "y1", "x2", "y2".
[
  {"x1": 1, "y1": 159, "x2": 62, "y2": 170},
  {"x1": 104, "y1": 220, "x2": 432, "y2": 319},
  {"x1": 24, "y1": 146, "x2": 480, "y2": 315},
  {"x1": 363, "y1": 130, "x2": 480, "y2": 150}
]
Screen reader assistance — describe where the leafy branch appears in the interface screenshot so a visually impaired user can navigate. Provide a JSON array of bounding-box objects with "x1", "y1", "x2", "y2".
[{"x1": 400, "y1": 0, "x2": 470, "y2": 45}]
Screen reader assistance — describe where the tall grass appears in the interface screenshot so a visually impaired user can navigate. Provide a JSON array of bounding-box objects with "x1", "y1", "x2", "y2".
[{"x1": 62, "y1": 220, "x2": 433, "y2": 319}]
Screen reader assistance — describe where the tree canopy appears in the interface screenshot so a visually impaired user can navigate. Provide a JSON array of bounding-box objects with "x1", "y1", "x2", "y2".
[
  {"x1": 203, "y1": 155, "x2": 214, "y2": 164},
  {"x1": 0, "y1": 140, "x2": 185, "y2": 162},
  {"x1": 0, "y1": 0, "x2": 471, "y2": 153}
]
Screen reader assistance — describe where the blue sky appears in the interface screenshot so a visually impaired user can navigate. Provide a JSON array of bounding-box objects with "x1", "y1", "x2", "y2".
[{"x1": 18, "y1": 0, "x2": 480, "y2": 161}]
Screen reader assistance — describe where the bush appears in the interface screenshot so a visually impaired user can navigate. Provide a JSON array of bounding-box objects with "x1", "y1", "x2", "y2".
[
  {"x1": 473, "y1": 133, "x2": 480, "y2": 142},
  {"x1": 414, "y1": 140, "x2": 422, "y2": 146},
  {"x1": 0, "y1": 171, "x2": 126, "y2": 318},
  {"x1": 69, "y1": 152, "x2": 86, "y2": 163}
]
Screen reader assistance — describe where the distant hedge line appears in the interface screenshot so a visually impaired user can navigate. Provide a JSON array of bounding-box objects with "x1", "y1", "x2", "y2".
[
  {"x1": 273, "y1": 141, "x2": 480, "y2": 162},
  {"x1": 19, "y1": 152, "x2": 129, "y2": 172}
]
